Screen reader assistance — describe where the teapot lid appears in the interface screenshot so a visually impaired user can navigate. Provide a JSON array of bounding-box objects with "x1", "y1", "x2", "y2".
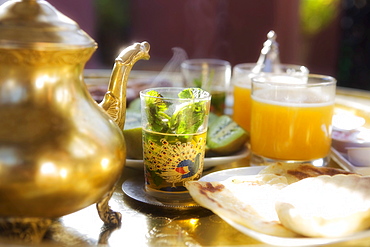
[{"x1": 0, "y1": 0, "x2": 97, "y2": 49}]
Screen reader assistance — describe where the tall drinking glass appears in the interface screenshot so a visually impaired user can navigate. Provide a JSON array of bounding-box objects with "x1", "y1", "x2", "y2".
[
  {"x1": 140, "y1": 87, "x2": 211, "y2": 202},
  {"x1": 181, "y1": 59, "x2": 231, "y2": 115},
  {"x1": 232, "y1": 63, "x2": 309, "y2": 132},
  {"x1": 250, "y1": 74, "x2": 336, "y2": 166}
]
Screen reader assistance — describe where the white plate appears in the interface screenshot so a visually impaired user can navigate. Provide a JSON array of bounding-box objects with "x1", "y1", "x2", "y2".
[
  {"x1": 199, "y1": 166, "x2": 370, "y2": 246},
  {"x1": 200, "y1": 166, "x2": 264, "y2": 181},
  {"x1": 125, "y1": 146, "x2": 249, "y2": 169}
]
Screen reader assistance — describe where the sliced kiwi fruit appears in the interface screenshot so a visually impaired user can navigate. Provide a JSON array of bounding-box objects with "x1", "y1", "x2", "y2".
[
  {"x1": 207, "y1": 115, "x2": 249, "y2": 156},
  {"x1": 123, "y1": 111, "x2": 143, "y2": 159},
  {"x1": 208, "y1": 112, "x2": 220, "y2": 125}
]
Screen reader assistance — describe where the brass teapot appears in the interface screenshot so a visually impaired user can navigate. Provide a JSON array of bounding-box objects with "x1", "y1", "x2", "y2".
[{"x1": 0, "y1": 0, "x2": 149, "y2": 241}]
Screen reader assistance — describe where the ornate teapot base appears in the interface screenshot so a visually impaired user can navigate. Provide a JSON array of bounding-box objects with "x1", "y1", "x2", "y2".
[
  {"x1": 0, "y1": 217, "x2": 53, "y2": 244},
  {"x1": 0, "y1": 190, "x2": 121, "y2": 244}
]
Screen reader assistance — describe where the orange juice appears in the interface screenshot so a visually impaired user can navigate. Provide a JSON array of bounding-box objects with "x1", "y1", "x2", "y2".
[
  {"x1": 231, "y1": 63, "x2": 309, "y2": 133},
  {"x1": 251, "y1": 90, "x2": 334, "y2": 161},
  {"x1": 233, "y1": 84, "x2": 251, "y2": 132}
]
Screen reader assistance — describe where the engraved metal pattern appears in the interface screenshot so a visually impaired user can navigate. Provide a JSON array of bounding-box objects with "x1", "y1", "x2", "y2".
[
  {"x1": 0, "y1": 218, "x2": 52, "y2": 244},
  {"x1": 0, "y1": 48, "x2": 95, "y2": 65}
]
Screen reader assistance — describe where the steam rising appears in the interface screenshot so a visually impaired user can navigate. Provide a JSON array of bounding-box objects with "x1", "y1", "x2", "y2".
[{"x1": 151, "y1": 47, "x2": 188, "y2": 87}]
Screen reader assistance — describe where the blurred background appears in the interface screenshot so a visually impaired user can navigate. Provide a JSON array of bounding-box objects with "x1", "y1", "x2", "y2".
[{"x1": 1, "y1": 0, "x2": 369, "y2": 90}]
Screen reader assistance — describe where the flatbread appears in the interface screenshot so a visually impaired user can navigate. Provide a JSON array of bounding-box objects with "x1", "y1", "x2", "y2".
[
  {"x1": 259, "y1": 162, "x2": 353, "y2": 184},
  {"x1": 186, "y1": 174, "x2": 300, "y2": 237},
  {"x1": 276, "y1": 174, "x2": 370, "y2": 237},
  {"x1": 186, "y1": 163, "x2": 356, "y2": 238}
]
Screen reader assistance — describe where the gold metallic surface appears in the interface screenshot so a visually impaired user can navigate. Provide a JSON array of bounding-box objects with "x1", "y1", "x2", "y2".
[
  {"x1": 0, "y1": 0, "x2": 150, "y2": 226},
  {"x1": 99, "y1": 42, "x2": 150, "y2": 129},
  {"x1": 0, "y1": 218, "x2": 52, "y2": 243},
  {"x1": 0, "y1": 0, "x2": 96, "y2": 48}
]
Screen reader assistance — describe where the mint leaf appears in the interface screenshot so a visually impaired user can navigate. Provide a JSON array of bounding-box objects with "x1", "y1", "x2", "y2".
[
  {"x1": 144, "y1": 90, "x2": 171, "y2": 133},
  {"x1": 144, "y1": 88, "x2": 209, "y2": 135},
  {"x1": 169, "y1": 88, "x2": 208, "y2": 134}
]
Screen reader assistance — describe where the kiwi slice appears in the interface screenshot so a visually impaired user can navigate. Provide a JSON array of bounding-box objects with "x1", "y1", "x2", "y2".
[
  {"x1": 208, "y1": 112, "x2": 220, "y2": 125},
  {"x1": 123, "y1": 111, "x2": 143, "y2": 159},
  {"x1": 207, "y1": 115, "x2": 249, "y2": 156}
]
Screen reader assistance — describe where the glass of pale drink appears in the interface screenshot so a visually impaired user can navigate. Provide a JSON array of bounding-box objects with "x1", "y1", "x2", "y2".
[
  {"x1": 232, "y1": 63, "x2": 309, "y2": 132},
  {"x1": 250, "y1": 74, "x2": 336, "y2": 166},
  {"x1": 181, "y1": 59, "x2": 231, "y2": 116},
  {"x1": 140, "y1": 87, "x2": 211, "y2": 203}
]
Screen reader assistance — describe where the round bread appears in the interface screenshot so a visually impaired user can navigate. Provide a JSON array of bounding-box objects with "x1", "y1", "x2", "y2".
[
  {"x1": 259, "y1": 162, "x2": 354, "y2": 184},
  {"x1": 186, "y1": 174, "x2": 299, "y2": 237},
  {"x1": 275, "y1": 174, "x2": 370, "y2": 237}
]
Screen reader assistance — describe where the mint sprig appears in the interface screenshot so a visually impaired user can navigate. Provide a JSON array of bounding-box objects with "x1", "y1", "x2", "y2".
[
  {"x1": 144, "y1": 88, "x2": 209, "y2": 134},
  {"x1": 145, "y1": 90, "x2": 171, "y2": 133}
]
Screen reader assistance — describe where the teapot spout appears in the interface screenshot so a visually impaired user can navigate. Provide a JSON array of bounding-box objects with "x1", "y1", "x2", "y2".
[{"x1": 99, "y1": 41, "x2": 150, "y2": 128}]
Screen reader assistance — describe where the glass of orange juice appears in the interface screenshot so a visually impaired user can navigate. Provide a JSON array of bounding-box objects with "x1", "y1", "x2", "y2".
[
  {"x1": 232, "y1": 64, "x2": 309, "y2": 132},
  {"x1": 250, "y1": 74, "x2": 336, "y2": 166}
]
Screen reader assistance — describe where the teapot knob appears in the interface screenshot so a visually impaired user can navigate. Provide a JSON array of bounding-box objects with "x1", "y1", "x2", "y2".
[{"x1": 252, "y1": 30, "x2": 282, "y2": 73}]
